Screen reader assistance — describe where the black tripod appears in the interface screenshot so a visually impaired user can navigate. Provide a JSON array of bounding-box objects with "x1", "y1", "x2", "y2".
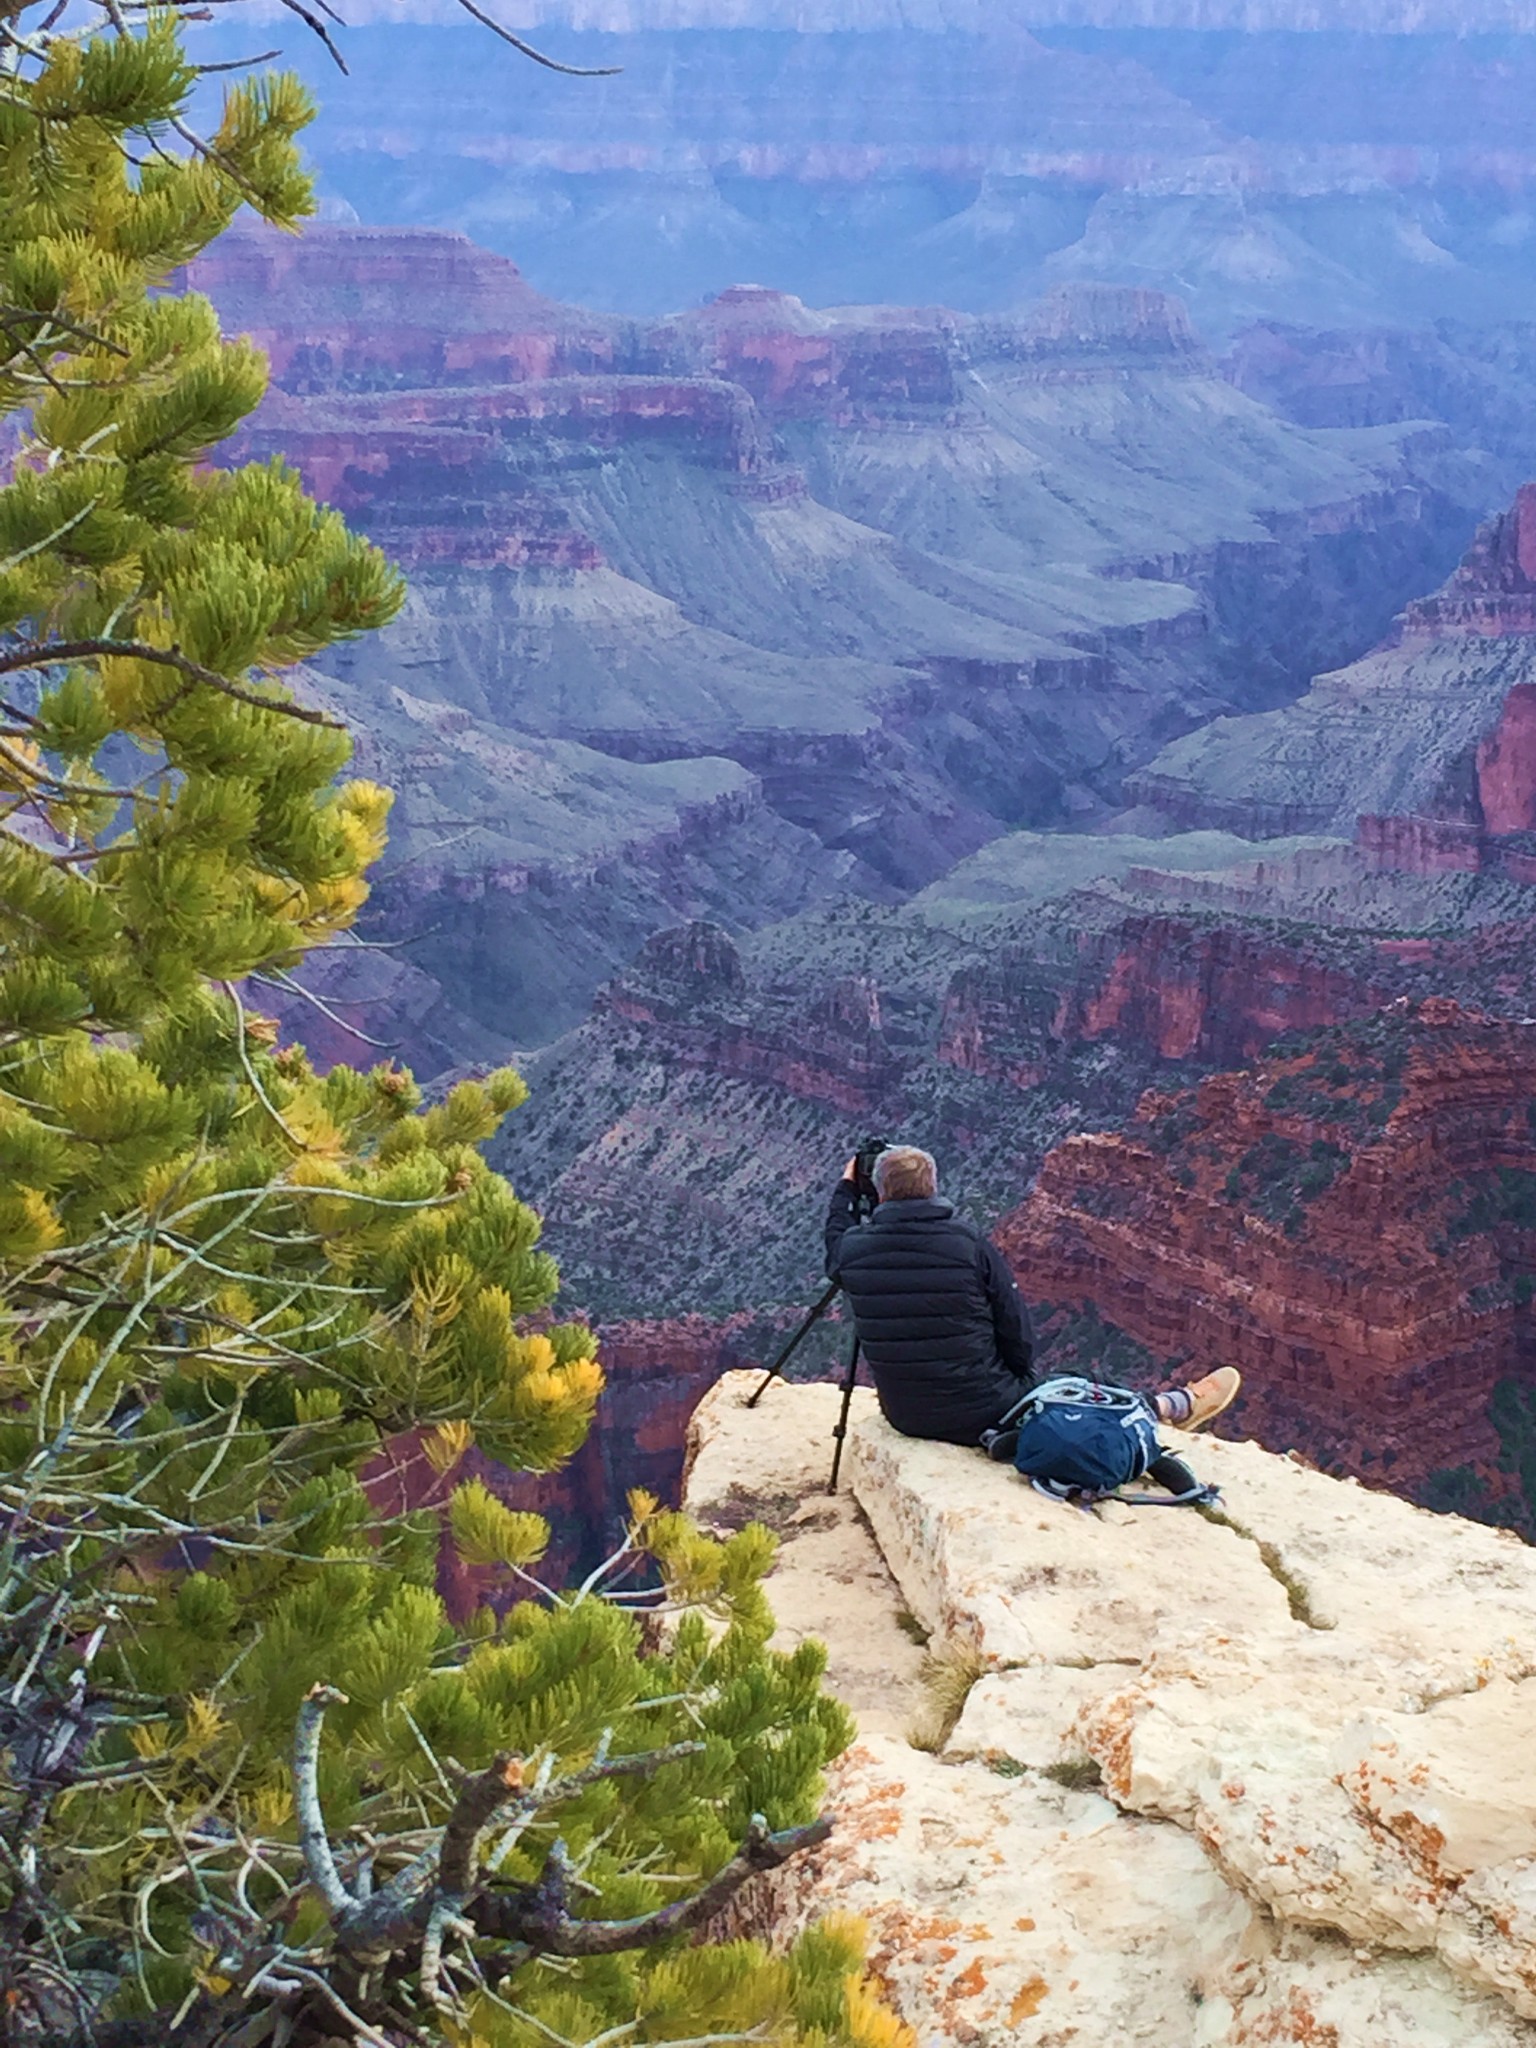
[
  {"x1": 744, "y1": 1280, "x2": 863, "y2": 1493},
  {"x1": 745, "y1": 1165, "x2": 883, "y2": 1492}
]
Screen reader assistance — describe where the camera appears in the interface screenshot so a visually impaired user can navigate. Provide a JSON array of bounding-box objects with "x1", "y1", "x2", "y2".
[{"x1": 853, "y1": 1135, "x2": 895, "y2": 1209}]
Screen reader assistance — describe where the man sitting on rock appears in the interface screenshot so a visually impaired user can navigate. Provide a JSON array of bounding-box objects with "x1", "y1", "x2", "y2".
[{"x1": 825, "y1": 1144, "x2": 1239, "y2": 1449}]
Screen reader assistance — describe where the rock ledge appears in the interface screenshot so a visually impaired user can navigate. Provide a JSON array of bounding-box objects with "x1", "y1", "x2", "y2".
[{"x1": 685, "y1": 1372, "x2": 1536, "y2": 2047}]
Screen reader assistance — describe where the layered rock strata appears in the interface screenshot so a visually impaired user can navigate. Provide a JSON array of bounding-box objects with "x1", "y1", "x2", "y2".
[
  {"x1": 999, "y1": 1000, "x2": 1536, "y2": 1496},
  {"x1": 1133, "y1": 481, "x2": 1536, "y2": 841},
  {"x1": 686, "y1": 1372, "x2": 1536, "y2": 2047},
  {"x1": 183, "y1": 14, "x2": 1536, "y2": 341},
  {"x1": 1399, "y1": 484, "x2": 1536, "y2": 642},
  {"x1": 174, "y1": 227, "x2": 1498, "y2": 1102}
]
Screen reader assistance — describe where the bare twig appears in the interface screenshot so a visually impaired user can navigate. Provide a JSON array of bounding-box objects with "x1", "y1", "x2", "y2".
[
  {"x1": 245, "y1": 1958, "x2": 396, "y2": 2048},
  {"x1": 292, "y1": 1683, "x2": 356, "y2": 1918},
  {"x1": 449, "y1": 0, "x2": 620, "y2": 76},
  {"x1": 277, "y1": 0, "x2": 347, "y2": 71},
  {"x1": 0, "y1": 304, "x2": 126, "y2": 355},
  {"x1": 195, "y1": 46, "x2": 279, "y2": 73},
  {"x1": 253, "y1": 964, "x2": 401, "y2": 1051},
  {"x1": 336, "y1": 1740, "x2": 705, "y2": 1953},
  {"x1": 220, "y1": 979, "x2": 304, "y2": 1148},
  {"x1": 438, "y1": 1750, "x2": 526, "y2": 1896}
]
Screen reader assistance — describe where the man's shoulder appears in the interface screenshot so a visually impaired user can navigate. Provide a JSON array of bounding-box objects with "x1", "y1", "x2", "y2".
[{"x1": 871, "y1": 1204, "x2": 989, "y2": 1253}]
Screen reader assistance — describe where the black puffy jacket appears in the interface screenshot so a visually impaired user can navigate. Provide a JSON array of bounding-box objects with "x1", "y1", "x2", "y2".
[{"x1": 824, "y1": 1185, "x2": 1034, "y2": 1447}]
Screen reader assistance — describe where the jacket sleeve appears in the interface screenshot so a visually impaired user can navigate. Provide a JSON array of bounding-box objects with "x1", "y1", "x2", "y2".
[
  {"x1": 980, "y1": 1237, "x2": 1034, "y2": 1380},
  {"x1": 825, "y1": 1180, "x2": 860, "y2": 1279}
]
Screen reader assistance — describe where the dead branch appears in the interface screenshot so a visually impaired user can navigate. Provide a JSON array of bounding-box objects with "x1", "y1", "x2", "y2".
[
  {"x1": 448, "y1": 0, "x2": 620, "y2": 76},
  {"x1": 471, "y1": 1814, "x2": 834, "y2": 1956},
  {"x1": 293, "y1": 1683, "x2": 358, "y2": 1918}
]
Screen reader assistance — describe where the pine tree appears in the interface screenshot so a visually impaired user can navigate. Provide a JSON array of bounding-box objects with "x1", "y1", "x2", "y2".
[{"x1": 0, "y1": 13, "x2": 899, "y2": 2048}]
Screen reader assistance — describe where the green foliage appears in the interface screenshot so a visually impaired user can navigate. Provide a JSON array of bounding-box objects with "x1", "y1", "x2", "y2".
[
  {"x1": 1222, "y1": 1132, "x2": 1349, "y2": 1234},
  {"x1": 1, "y1": 14, "x2": 403, "y2": 1053},
  {"x1": 1449, "y1": 1168, "x2": 1536, "y2": 1240},
  {"x1": 1419, "y1": 1464, "x2": 1499, "y2": 1522},
  {"x1": 0, "y1": 14, "x2": 882, "y2": 2048}
]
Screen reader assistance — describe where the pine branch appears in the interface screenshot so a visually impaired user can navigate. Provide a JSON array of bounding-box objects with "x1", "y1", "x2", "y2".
[
  {"x1": 471, "y1": 1814, "x2": 833, "y2": 1957},
  {"x1": 0, "y1": 639, "x2": 345, "y2": 729}
]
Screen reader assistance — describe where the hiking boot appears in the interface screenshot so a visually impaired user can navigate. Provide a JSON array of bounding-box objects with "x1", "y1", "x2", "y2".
[{"x1": 1182, "y1": 1366, "x2": 1241, "y2": 1431}]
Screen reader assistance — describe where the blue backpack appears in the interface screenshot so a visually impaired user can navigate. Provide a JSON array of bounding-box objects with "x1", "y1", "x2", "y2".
[{"x1": 981, "y1": 1377, "x2": 1219, "y2": 1508}]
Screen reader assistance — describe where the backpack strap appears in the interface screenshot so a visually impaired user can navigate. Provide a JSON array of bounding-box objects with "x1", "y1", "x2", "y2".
[
  {"x1": 988, "y1": 1376, "x2": 1143, "y2": 1441},
  {"x1": 1026, "y1": 1469, "x2": 1222, "y2": 1510},
  {"x1": 1109, "y1": 1482, "x2": 1222, "y2": 1508}
]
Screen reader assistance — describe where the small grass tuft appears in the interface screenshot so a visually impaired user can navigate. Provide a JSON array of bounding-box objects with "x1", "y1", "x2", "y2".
[
  {"x1": 1196, "y1": 1503, "x2": 1333, "y2": 1629},
  {"x1": 905, "y1": 1640, "x2": 988, "y2": 1753}
]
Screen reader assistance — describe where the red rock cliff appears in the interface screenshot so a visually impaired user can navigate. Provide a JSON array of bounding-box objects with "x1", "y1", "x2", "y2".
[
  {"x1": 599, "y1": 924, "x2": 903, "y2": 1116},
  {"x1": 999, "y1": 1000, "x2": 1536, "y2": 1499},
  {"x1": 186, "y1": 224, "x2": 619, "y2": 390},
  {"x1": 1398, "y1": 482, "x2": 1536, "y2": 640}
]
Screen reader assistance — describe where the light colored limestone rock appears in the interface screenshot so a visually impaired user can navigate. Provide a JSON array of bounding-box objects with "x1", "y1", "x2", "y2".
[
  {"x1": 844, "y1": 1406, "x2": 1296, "y2": 1664},
  {"x1": 1446, "y1": 1859, "x2": 1536, "y2": 2017},
  {"x1": 1174, "y1": 1434, "x2": 1536, "y2": 1693},
  {"x1": 763, "y1": 1735, "x2": 1535, "y2": 2048},
  {"x1": 684, "y1": 1373, "x2": 1536, "y2": 2044},
  {"x1": 683, "y1": 1373, "x2": 926, "y2": 1737},
  {"x1": 946, "y1": 1664, "x2": 1120, "y2": 1770}
]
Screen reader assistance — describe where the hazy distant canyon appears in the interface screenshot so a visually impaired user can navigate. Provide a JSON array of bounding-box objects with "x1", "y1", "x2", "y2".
[{"x1": 194, "y1": 9, "x2": 1536, "y2": 329}]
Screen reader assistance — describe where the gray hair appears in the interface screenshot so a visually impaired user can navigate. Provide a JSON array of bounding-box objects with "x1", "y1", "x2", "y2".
[{"x1": 873, "y1": 1145, "x2": 938, "y2": 1201}]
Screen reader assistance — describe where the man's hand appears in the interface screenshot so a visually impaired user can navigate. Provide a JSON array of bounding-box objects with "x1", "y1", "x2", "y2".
[{"x1": 842, "y1": 1156, "x2": 859, "y2": 1183}]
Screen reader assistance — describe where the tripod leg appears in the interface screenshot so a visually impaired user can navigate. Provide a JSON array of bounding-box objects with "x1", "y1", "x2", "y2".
[
  {"x1": 745, "y1": 1281, "x2": 840, "y2": 1409},
  {"x1": 827, "y1": 1335, "x2": 862, "y2": 1494}
]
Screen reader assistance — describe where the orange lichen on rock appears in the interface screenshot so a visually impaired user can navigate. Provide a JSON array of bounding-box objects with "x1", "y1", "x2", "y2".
[
  {"x1": 948, "y1": 1959, "x2": 988, "y2": 1999},
  {"x1": 1007, "y1": 1977, "x2": 1050, "y2": 2024}
]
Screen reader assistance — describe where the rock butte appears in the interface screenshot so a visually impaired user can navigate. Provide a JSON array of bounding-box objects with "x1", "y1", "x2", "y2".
[{"x1": 685, "y1": 1371, "x2": 1536, "y2": 2047}]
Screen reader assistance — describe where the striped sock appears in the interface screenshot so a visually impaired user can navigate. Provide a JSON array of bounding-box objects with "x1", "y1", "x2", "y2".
[{"x1": 1156, "y1": 1388, "x2": 1194, "y2": 1425}]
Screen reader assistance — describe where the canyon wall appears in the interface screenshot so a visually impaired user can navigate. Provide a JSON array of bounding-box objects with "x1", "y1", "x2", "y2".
[
  {"x1": 1397, "y1": 484, "x2": 1536, "y2": 645},
  {"x1": 1131, "y1": 483, "x2": 1536, "y2": 841},
  {"x1": 999, "y1": 1000, "x2": 1536, "y2": 1501},
  {"x1": 190, "y1": 227, "x2": 1490, "y2": 1061}
]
